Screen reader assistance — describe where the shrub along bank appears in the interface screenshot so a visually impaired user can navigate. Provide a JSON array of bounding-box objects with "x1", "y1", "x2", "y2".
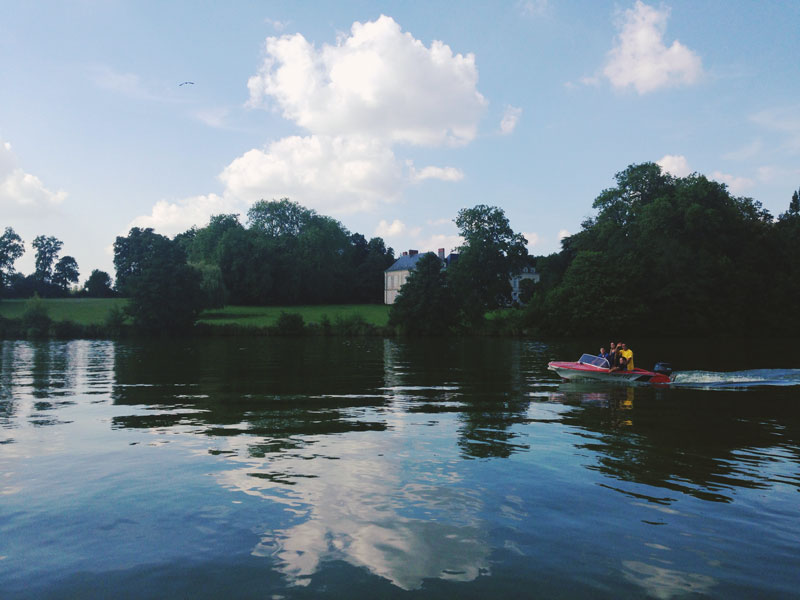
[{"x1": 0, "y1": 298, "x2": 393, "y2": 339}]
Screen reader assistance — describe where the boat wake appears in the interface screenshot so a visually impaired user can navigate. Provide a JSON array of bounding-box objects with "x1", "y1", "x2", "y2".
[{"x1": 671, "y1": 369, "x2": 800, "y2": 389}]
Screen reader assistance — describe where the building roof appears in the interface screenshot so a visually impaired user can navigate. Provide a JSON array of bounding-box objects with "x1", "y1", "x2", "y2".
[{"x1": 384, "y1": 253, "x2": 431, "y2": 273}]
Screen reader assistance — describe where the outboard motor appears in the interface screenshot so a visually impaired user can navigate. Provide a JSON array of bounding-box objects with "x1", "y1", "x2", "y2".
[{"x1": 653, "y1": 362, "x2": 673, "y2": 377}]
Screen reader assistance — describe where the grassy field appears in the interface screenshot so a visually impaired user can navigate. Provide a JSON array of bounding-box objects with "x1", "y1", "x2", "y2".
[
  {"x1": 198, "y1": 304, "x2": 390, "y2": 328},
  {"x1": 0, "y1": 298, "x2": 390, "y2": 328},
  {"x1": 0, "y1": 298, "x2": 128, "y2": 325}
]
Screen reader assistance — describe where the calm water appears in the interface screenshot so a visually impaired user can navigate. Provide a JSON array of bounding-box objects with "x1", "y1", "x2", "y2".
[{"x1": 1, "y1": 337, "x2": 799, "y2": 599}]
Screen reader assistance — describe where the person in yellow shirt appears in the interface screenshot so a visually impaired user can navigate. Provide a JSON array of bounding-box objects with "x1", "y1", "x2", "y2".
[{"x1": 620, "y1": 343, "x2": 634, "y2": 371}]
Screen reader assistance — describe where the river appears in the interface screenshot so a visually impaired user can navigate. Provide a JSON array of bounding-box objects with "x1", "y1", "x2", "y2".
[{"x1": 1, "y1": 337, "x2": 799, "y2": 598}]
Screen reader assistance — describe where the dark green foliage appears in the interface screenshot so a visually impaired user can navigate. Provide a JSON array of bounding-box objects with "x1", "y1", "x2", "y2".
[
  {"x1": 448, "y1": 205, "x2": 529, "y2": 326},
  {"x1": 0, "y1": 227, "x2": 25, "y2": 294},
  {"x1": 52, "y1": 256, "x2": 79, "y2": 291},
  {"x1": 104, "y1": 304, "x2": 127, "y2": 337},
  {"x1": 114, "y1": 228, "x2": 204, "y2": 332},
  {"x1": 21, "y1": 294, "x2": 52, "y2": 337},
  {"x1": 273, "y1": 311, "x2": 306, "y2": 335},
  {"x1": 32, "y1": 235, "x2": 63, "y2": 282},
  {"x1": 180, "y1": 200, "x2": 394, "y2": 306},
  {"x1": 84, "y1": 270, "x2": 115, "y2": 297},
  {"x1": 248, "y1": 198, "x2": 313, "y2": 237},
  {"x1": 191, "y1": 262, "x2": 228, "y2": 308},
  {"x1": 389, "y1": 253, "x2": 456, "y2": 335},
  {"x1": 332, "y1": 314, "x2": 378, "y2": 336},
  {"x1": 527, "y1": 163, "x2": 800, "y2": 337}
]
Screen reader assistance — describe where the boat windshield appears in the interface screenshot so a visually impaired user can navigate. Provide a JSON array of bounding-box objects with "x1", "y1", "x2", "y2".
[{"x1": 578, "y1": 354, "x2": 610, "y2": 369}]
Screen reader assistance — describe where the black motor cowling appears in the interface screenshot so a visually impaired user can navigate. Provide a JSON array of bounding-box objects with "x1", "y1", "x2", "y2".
[{"x1": 653, "y1": 362, "x2": 673, "y2": 376}]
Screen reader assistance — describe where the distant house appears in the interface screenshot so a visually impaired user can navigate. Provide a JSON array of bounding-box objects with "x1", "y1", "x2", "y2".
[
  {"x1": 384, "y1": 250, "x2": 428, "y2": 305},
  {"x1": 509, "y1": 266, "x2": 540, "y2": 304},
  {"x1": 384, "y1": 249, "x2": 539, "y2": 305}
]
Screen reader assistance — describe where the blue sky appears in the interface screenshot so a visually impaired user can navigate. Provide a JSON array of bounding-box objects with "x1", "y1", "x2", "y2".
[{"x1": 2, "y1": 0, "x2": 799, "y2": 279}]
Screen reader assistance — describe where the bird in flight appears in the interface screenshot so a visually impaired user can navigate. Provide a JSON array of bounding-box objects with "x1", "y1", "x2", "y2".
[{"x1": 179, "y1": 81, "x2": 194, "y2": 86}]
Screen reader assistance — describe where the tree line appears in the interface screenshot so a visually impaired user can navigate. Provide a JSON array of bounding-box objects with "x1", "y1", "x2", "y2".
[
  {"x1": 389, "y1": 163, "x2": 800, "y2": 338},
  {"x1": 3, "y1": 163, "x2": 798, "y2": 338},
  {"x1": 110, "y1": 199, "x2": 396, "y2": 331},
  {"x1": 527, "y1": 163, "x2": 800, "y2": 337},
  {"x1": 0, "y1": 229, "x2": 114, "y2": 299}
]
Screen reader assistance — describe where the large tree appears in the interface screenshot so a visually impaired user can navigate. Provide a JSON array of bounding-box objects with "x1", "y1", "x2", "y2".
[
  {"x1": 32, "y1": 235, "x2": 63, "y2": 282},
  {"x1": 114, "y1": 228, "x2": 204, "y2": 332},
  {"x1": 447, "y1": 205, "x2": 529, "y2": 325},
  {"x1": 389, "y1": 253, "x2": 456, "y2": 335},
  {"x1": 0, "y1": 227, "x2": 25, "y2": 293},
  {"x1": 84, "y1": 269, "x2": 114, "y2": 297},
  {"x1": 529, "y1": 163, "x2": 784, "y2": 336},
  {"x1": 52, "y1": 256, "x2": 79, "y2": 291},
  {"x1": 247, "y1": 198, "x2": 315, "y2": 237}
]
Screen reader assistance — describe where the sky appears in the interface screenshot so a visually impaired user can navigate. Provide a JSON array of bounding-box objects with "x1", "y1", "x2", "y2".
[{"x1": 2, "y1": 0, "x2": 799, "y2": 280}]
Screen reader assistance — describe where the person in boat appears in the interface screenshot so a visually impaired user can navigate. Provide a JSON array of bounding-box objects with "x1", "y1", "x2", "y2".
[
  {"x1": 609, "y1": 353, "x2": 627, "y2": 373},
  {"x1": 620, "y1": 343, "x2": 634, "y2": 371},
  {"x1": 608, "y1": 342, "x2": 617, "y2": 368},
  {"x1": 599, "y1": 347, "x2": 610, "y2": 364}
]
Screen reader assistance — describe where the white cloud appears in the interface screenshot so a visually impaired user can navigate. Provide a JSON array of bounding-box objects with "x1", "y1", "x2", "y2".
[
  {"x1": 265, "y1": 18, "x2": 289, "y2": 32},
  {"x1": 0, "y1": 140, "x2": 67, "y2": 216},
  {"x1": 522, "y1": 231, "x2": 540, "y2": 250},
  {"x1": 375, "y1": 219, "x2": 406, "y2": 237},
  {"x1": 127, "y1": 193, "x2": 241, "y2": 237},
  {"x1": 711, "y1": 171, "x2": 754, "y2": 195},
  {"x1": 247, "y1": 15, "x2": 486, "y2": 146},
  {"x1": 751, "y1": 105, "x2": 800, "y2": 151},
  {"x1": 220, "y1": 134, "x2": 404, "y2": 214},
  {"x1": 409, "y1": 165, "x2": 464, "y2": 183},
  {"x1": 500, "y1": 106, "x2": 522, "y2": 135},
  {"x1": 192, "y1": 107, "x2": 231, "y2": 129},
  {"x1": 130, "y1": 16, "x2": 485, "y2": 235},
  {"x1": 558, "y1": 229, "x2": 571, "y2": 240},
  {"x1": 414, "y1": 232, "x2": 463, "y2": 255},
  {"x1": 657, "y1": 154, "x2": 692, "y2": 177},
  {"x1": 88, "y1": 65, "x2": 177, "y2": 102},
  {"x1": 722, "y1": 139, "x2": 763, "y2": 161},
  {"x1": 603, "y1": 1, "x2": 703, "y2": 94},
  {"x1": 518, "y1": 0, "x2": 550, "y2": 18}
]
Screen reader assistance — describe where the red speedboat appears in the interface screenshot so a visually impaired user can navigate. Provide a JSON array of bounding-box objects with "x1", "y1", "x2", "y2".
[{"x1": 548, "y1": 354, "x2": 672, "y2": 385}]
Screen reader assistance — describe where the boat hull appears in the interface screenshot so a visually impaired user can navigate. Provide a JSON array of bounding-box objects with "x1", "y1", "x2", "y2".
[{"x1": 548, "y1": 361, "x2": 671, "y2": 385}]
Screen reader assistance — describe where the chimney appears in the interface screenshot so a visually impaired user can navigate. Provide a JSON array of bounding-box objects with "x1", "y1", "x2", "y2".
[
  {"x1": 402, "y1": 251, "x2": 408, "y2": 256},
  {"x1": 408, "y1": 249, "x2": 418, "y2": 256},
  {"x1": 438, "y1": 248, "x2": 445, "y2": 260}
]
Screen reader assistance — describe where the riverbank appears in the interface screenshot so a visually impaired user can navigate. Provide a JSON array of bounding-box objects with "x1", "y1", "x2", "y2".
[{"x1": 0, "y1": 298, "x2": 393, "y2": 339}]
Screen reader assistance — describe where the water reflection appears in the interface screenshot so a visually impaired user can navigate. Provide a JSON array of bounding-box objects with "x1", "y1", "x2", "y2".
[
  {"x1": 2, "y1": 337, "x2": 799, "y2": 597},
  {"x1": 0, "y1": 340, "x2": 115, "y2": 433},
  {"x1": 548, "y1": 381, "x2": 800, "y2": 503}
]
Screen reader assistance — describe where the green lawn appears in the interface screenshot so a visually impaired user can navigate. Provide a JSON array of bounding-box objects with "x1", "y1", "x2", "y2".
[
  {"x1": 198, "y1": 304, "x2": 390, "y2": 328},
  {"x1": 0, "y1": 298, "x2": 128, "y2": 325},
  {"x1": 0, "y1": 298, "x2": 390, "y2": 329}
]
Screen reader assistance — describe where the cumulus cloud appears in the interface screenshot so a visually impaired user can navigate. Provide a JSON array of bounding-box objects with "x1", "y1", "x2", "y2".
[
  {"x1": 558, "y1": 229, "x2": 571, "y2": 240},
  {"x1": 130, "y1": 16, "x2": 486, "y2": 235},
  {"x1": 0, "y1": 140, "x2": 67, "y2": 216},
  {"x1": 127, "y1": 193, "x2": 241, "y2": 237},
  {"x1": 414, "y1": 232, "x2": 463, "y2": 255},
  {"x1": 247, "y1": 15, "x2": 486, "y2": 146},
  {"x1": 522, "y1": 231, "x2": 540, "y2": 251},
  {"x1": 220, "y1": 134, "x2": 404, "y2": 214},
  {"x1": 603, "y1": 1, "x2": 703, "y2": 94},
  {"x1": 711, "y1": 171, "x2": 754, "y2": 195},
  {"x1": 375, "y1": 219, "x2": 407, "y2": 237},
  {"x1": 500, "y1": 106, "x2": 522, "y2": 135},
  {"x1": 409, "y1": 165, "x2": 464, "y2": 183},
  {"x1": 657, "y1": 154, "x2": 692, "y2": 177}
]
